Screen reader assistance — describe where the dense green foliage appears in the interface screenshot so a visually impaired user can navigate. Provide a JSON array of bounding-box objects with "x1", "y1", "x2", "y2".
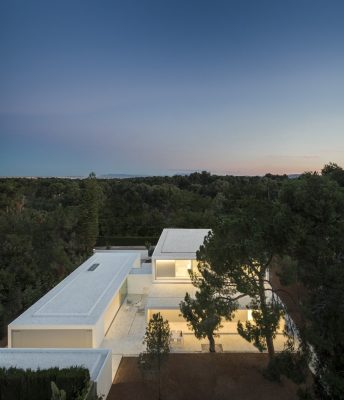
[
  {"x1": 277, "y1": 172, "x2": 344, "y2": 399},
  {"x1": 180, "y1": 165, "x2": 344, "y2": 398},
  {"x1": 51, "y1": 381, "x2": 66, "y2": 400},
  {"x1": 0, "y1": 366, "x2": 90, "y2": 400},
  {"x1": 0, "y1": 172, "x2": 284, "y2": 338},
  {"x1": 139, "y1": 312, "x2": 171, "y2": 369},
  {"x1": 263, "y1": 342, "x2": 308, "y2": 384},
  {"x1": 0, "y1": 176, "x2": 101, "y2": 338},
  {"x1": 191, "y1": 200, "x2": 286, "y2": 359},
  {"x1": 1, "y1": 165, "x2": 344, "y2": 398},
  {"x1": 180, "y1": 285, "x2": 231, "y2": 352}
]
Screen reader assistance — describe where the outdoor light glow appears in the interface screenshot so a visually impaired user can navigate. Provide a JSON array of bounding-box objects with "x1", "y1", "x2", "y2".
[{"x1": 248, "y1": 310, "x2": 253, "y2": 321}]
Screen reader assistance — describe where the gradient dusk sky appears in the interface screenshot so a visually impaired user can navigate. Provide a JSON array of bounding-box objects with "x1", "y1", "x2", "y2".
[{"x1": 1, "y1": 0, "x2": 344, "y2": 177}]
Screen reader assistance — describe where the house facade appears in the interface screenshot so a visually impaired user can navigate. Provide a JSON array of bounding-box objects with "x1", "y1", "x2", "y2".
[
  {"x1": 147, "y1": 228, "x2": 258, "y2": 332},
  {"x1": 6, "y1": 228, "x2": 286, "y2": 397},
  {"x1": 8, "y1": 252, "x2": 141, "y2": 348},
  {"x1": 9, "y1": 228, "x2": 281, "y2": 346},
  {"x1": 152, "y1": 228, "x2": 210, "y2": 281}
]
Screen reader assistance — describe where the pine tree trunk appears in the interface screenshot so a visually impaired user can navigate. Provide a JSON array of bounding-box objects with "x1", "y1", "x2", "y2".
[
  {"x1": 259, "y1": 274, "x2": 275, "y2": 360},
  {"x1": 158, "y1": 370, "x2": 161, "y2": 400},
  {"x1": 158, "y1": 357, "x2": 161, "y2": 400},
  {"x1": 265, "y1": 335, "x2": 275, "y2": 360},
  {"x1": 208, "y1": 334, "x2": 216, "y2": 352}
]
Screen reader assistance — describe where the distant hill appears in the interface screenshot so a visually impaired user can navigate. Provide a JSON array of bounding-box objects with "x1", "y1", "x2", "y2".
[
  {"x1": 288, "y1": 174, "x2": 301, "y2": 179},
  {"x1": 98, "y1": 173, "x2": 152, "y2": 179},
  {"x1": 0, "y1": 172, "x2": 303, "y2": 180},
  {"x1": 98, "y1": 171, "x2": 196, "y2": 179}
]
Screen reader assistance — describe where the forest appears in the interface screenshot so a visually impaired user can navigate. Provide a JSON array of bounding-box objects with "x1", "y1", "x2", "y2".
[{"x1": 0, "y1": 163, "x2": 344, "y2": 398}]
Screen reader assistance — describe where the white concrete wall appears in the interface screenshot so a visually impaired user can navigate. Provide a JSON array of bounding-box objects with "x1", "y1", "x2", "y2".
[
  {"x1": 103, "y1": 292, "x2": 121, "y2": 334},
  {"x1": 95, "y1": 350, "x2": 113, "y2": 398},
  {"x1": 10, "y1": 329, "x2": 93, "y2": 348},
  {"x1": 95, "y1": 277, "x2": 128, "y2": 346},
  {"x1": 93, "y1": 318, "x2": 105, "y2": 348},
  {"x1": 132, "y1": 255, "x2": 141, "y2": 268},
  {"x1": 152, "y1": 258, "x2": 156, "y2": 281},
  {"x1": 127, "y1": 274, "x2": 152, "y2": 294}
]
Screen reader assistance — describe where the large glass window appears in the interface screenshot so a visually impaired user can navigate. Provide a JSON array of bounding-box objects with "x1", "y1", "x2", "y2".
[
  {"x1": 156, "y1": 260, "x2": 175, "y2": 278},
  {"x1": 156, "y1": 260, "x2": 192, "y2": 279},
  {"x1": 175, "y1": 260, "x2": 192, "y2": 278}
]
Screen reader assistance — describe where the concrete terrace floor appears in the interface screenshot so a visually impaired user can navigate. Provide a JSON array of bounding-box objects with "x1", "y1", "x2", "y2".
[
  {"x1": 101, "y1": 301, "x2": 146, "y2": 357},
  {"x1": 170, "y1": 331, "x2": 286, "y2": 353},
  {"x1": 101, "y1": 297, "x2": 147, "y2": 380}
]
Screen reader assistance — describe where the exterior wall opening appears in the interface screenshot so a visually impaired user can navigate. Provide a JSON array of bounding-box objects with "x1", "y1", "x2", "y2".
[{"x1": 155, "y1": 260, "x2": 193, "y2": 280}]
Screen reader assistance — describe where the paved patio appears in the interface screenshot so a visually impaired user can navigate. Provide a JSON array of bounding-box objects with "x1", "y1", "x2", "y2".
[
  {"x1": 101, "y1": 295, "x2": 288, "y2": 381},
  {"x1": 170, "y1": 331, "x2": 287, "y2": 353},
  {"x1": 101, "y1": 296, "x2": 147, "y2": 356},
  {"x1": 101, "y1": 296, "x2": 147, "y2": 380}
]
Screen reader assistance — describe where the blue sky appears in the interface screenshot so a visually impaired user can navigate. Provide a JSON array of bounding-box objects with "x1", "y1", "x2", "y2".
[{"x1": 1, "y1": 0, "x2": 344, "y2": 176}]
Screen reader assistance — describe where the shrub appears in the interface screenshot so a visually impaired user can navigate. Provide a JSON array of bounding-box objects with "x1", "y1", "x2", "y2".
[
  {"x1": 0, "y1": 366, "x2": 90, "y2": 400},
  {"x1": 263, "y1": 351, "x2": 308, "y2": 384}
]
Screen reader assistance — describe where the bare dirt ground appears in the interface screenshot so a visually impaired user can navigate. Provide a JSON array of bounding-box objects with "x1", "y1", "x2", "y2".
[{"x1": 108, "y1": 353, "x2": 302, "y2": 400}]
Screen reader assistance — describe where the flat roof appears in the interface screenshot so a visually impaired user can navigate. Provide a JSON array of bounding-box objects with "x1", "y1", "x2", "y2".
[
  {"x1": 0, "y1": 349, "x2": 111, "y2": 382},
  {"x1": 130, "y1": 263, "x2": 152, "y2": 274},
  {"x1": 147, "y1": 283, "x2": 197, "y2": 309},
  {"x1": 10, "y1": 252, "x2": 139, "y2": 328},
  {"x1": 152, "y1": 228, "x2": 210, "y2": 260}
]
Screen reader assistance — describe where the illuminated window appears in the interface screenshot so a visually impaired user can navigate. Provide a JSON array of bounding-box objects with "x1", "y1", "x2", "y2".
[
  {"x1": 156, "y1": 260, "x2": 175, "y2": 278},
  {"x1": 175, "y1": 260, "x2": 192, "y2": 278},
  {"x1": 156, "y1": 260, "x2": 192, "y2": 279}
]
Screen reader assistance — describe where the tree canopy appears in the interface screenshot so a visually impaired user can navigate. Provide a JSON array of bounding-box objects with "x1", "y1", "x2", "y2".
[
  {"x1": 190, "y1": 199, "x2": 286, "y2": 359},
  {"x1": 1, "y1": 165, "x2": 343, "y2": 398}
]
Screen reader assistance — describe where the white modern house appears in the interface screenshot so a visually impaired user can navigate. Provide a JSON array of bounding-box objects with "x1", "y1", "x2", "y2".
[
  {"x1": 8, "y1": 228, "x2": 213, "y2": 349},
  {"x1": 5, "y1": 228, "x2": 286, "y2": 398},
  {"x1": 8, "y1": 252, "x2": 140, "y2": 348},
  {"x1": 152, "y1": 228, "x2": 210, "y2": 282},
  {"x1": 9, "y1": 228, "x2": 284, "y2": 346},
  {"x1": 147, "y1": 228, "x2": 254, "y2": 331},
  {"x1": 147, "y1": 228, "x2": 208, "y2": 327}
]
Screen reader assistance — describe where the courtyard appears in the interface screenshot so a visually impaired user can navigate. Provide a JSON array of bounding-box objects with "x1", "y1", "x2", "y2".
[
  {"x1": 107, "y1": 353, "x2": 303, "y2": 400},
  {"x1": 101, "y1": 294, "x2": 288, "y2": 380}
]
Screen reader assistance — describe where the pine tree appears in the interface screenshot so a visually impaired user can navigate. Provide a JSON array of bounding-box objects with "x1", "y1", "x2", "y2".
[
  {"x1": 138, "y1": 313, "x2": 171, "y2": 400},
  {"x1": 180, "y1": 273, "x2": 236, "y2": 352},
  {"x1": 194, "y1": 200, "x2": 286, "y2": 360}
]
